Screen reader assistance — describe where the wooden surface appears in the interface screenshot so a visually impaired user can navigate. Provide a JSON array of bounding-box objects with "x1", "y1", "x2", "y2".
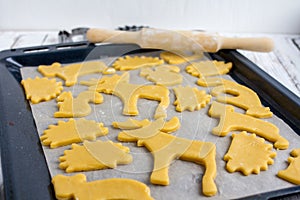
[{"x1": 0, "y1": 31, "x2": 299, "y2": 199}]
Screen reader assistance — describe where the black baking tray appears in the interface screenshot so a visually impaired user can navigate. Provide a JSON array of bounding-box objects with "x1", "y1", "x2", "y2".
[{"x1": 0, "y1": 42, "x2": 299, "y2": 200}]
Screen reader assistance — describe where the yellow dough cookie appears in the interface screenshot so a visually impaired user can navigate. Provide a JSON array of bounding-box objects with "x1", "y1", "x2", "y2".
[
  {"x1": 112, "y1": 55, "x2": 164, "y2": 70},
  {"x1": 40, "y1": 118, "x2": 108, "y2": 148},
  {"x1": 52, "y1": 174, "x2": 154, "y2": 200},
  {"x1": 186, "y1": 60, "x2": 232, "y2": 78},
  {"x1": 115, "y1": 117, "x2": 217, "y2": 197},
  {"x1": 140, "y1": 65, "x2": 183, "y2": 86},
  {"x1": 81, "y1": 73, "x2": 169, "y2": 119},
  {"x1": 277, "y1": 149, "x2": 300, "y2": 185},
  {"x1": 198, "y1": 77, "x2": 272, "y2": 118},
  {"x1": 208, "y1": 101, "x2": 289, "y2": 149},
  {"x1": 59, "y1": 141, "x2": 132, "y2": 172},
  {"x1": 224, "y1": 132, "x2": 276, "y2": 175},
  {"x1": 112, "y1": 118, "x2": 151, "y2": 129},
  {"x1": 55, "y1": 91, "x2": 103, "y2": 118},
  {"x1": 160, "y1": 51, "x2": 202, "y2": 64},
  {"x1": 38, "y1": 61, "x2": 110, "y2": 86},
  {"x1": 173, "y1": 86, "x2": 211, "y2": 112},
  {"x1": 21, "y1": 77, "x2": 63, "y2": 104}
]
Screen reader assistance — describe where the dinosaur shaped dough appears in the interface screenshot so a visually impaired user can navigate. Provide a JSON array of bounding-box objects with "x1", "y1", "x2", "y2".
[
  {"x1": 115, "y1": 117, "x2": 217, "y2": 197},
  {"x1": 40, "y1": 118, "x2": 108, "y2": 148},
  {"x1": 277, "y1": 148, "x2": 300, "y2": 185},
  {"x1": 59, "y1": 141, "x2": 132, "y2": 172},
  {"x1": 21, "y1": 77, "x2": 63, "y2": 104},
  {"x1": 224, "y1": 131, "x2": 276, "y2": 175},
  {"x1": 140, "y1": 65, "x2": 183, "y2": 86},
  {"x1": 38, "y1": 61, "x2": 109, "y2": 86},
  {"x1": 54, "y1": 91, "x2": 103, "y2": 118},
  {"x1": 198, "y1": 77, "x2": 272, "y2": 118},
  {"x1": 81, "y1": 73, "x2": 169, "y2": 119},
  {"x1": 208, "y1": 101, "x2": 289, "y2": 149},
  {"x1": 186, "y1": 60, "x2": 232, "y2": 78},
  {"x1": 112, "y1": 55, "x2": 164, "y2": 70},
  {"x1": 173, "y1": 86, "x2": 211, "y2": 112},
  {"x1": 160, "y1": 51, "x2": 202, "y2": 64},
  {"x1": 52, "y1": 174, "x2": 154, "y2": 200}
]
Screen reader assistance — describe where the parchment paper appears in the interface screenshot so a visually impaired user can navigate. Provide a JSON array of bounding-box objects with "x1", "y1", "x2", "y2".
[{"x1": 21, "y1": 52, "x2": 300, "y2": 199}]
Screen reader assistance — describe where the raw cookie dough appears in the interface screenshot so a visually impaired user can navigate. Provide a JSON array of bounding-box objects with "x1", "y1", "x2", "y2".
[
  {"x1": 277, "y1": 148, "x2": 300, "y2": 185},
  {"x1": 112, "y1": 55, "x2": 164, "y2": 70},
  {"x1": 38, "y1": 61, "x2": 109, "y2": 86},
  {"x1": 115, "y1": 117, "x2": 217, "y2": 197},
  {"x1": 224, "y1": 131, "x2": 276, "y2": 175},
  {"x1": 173, "y1": 86, "x2": 211, "y2": 112},
  {"x1": 208, "y1": 101, "x2": 289, "y2": 150},
  {"x1": 40, "y1": 118, "x2": 108, "y2": 148},
  {"x1": 55, "y1": 91, "x2": 103, "y2": 118},
  {"x1": 140, "y1": 65, "x2": 183, "y2": 86},
  {"x1": 160, "y1": 51, "x2": 202, "y2": 64},
  {"x1": 21, "y1": 77, "x2": 63, "y2": 104},
  {"x1": 81, "y1": 73, "x2": 169, "y2": 118},
  {"x1": 186, "y1": 60, "x2": 232, "y2": 78},
  {"x1": 59, "y1": 140, "x2": 132, "y2": 172},
  {"x1": 112, "y1": 118, "x2": 151, "y2": 129},
  {"x1": 199, "y1": 77, "x2": 272, "y2": 118},
  {"x1": 52, "y1": 174, "x2": 154, "y2": 200}
]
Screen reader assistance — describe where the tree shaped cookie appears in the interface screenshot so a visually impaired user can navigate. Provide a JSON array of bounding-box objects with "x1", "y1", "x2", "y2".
[
  {"x1": 160, "y1": 51, "x2": 202, "y2": 64},
  {"x1": 198, "y1": 77, "x2": 272, "y2": 118},
  {"x1": 224, "y1": 132, "x2": 276, "y2": 175},
  {"x1": 55, "y1": 91, "x2": 103, "y2": 118},
  {"x1": 114, "y1": 117, "x2": 217, "y2": 197},
  {"x1": 81, "y1": 73, "x2": 169, "y2": 119},
  {"x1": 40, "y1": 118, "x2": 108, "y2": 148},
  {"x1": 277, "y1": 149, "x2": 300, "y2": 185},
  {"x1": 140, "y1": 65, "x2": 183, "y2": 86},
  {"x1": 59, "y1": 140, "x2": 133, "y2": 172},
  {"x1": 186, "y1": 60, "x2": 232, "y2": 78},
  {"x1": 112, "y1": 55, "x2": 164, "y2": 70},
  {"x1": 173, "y1": 86, "x2": 211, "y2": 112},
  {"x1": 52, "y1": 174, "x2": 154, "y2": 200},
  {"x1": 21, "y1": 77, "x2": 63, "y2": 104},
  {"x1": 208, "y1": 101, "x2": 289, "y2": 150},
  {"x1": 38, "y1": 61, "x2": 110, "y2": 86}
]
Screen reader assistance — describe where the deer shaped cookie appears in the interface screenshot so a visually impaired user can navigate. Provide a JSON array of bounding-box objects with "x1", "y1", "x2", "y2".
[
  {"x1": 55, "y1": 91, "x2": 103, "y2": 118},
  {"x1": 81, "y1": 73, "x2": 170, "y2": 119},
  {"x1": 113, "y1": 117, "x2": 217, "y2": 197},
  {"x1": 52, "y1": 174, "x2": 154, "y2": 200}
]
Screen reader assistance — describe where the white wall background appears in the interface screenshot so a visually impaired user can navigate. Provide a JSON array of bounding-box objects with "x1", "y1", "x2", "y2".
[{"x1": 0, "y1": 0, "x2": 300, "y2": 33}]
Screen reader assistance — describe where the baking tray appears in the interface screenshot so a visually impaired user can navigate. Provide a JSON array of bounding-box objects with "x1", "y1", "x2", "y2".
[{"x1": 0, "y1": 42, "x2": 299, "y2": 200}]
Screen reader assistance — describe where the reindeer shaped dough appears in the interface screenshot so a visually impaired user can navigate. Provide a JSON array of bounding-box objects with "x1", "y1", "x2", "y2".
[
  {"x1": 113, "y1": 117, "x2": 217, "y2": 197},
  {"x1": 52, "y1": 174, "x2": 154, "y2": 200},
  {"x1": 81, "y1": 73, "x2": 170, "y2": 119},
  {"x1": 55, "y1": 91, "x2": 103, "y2": 117}
]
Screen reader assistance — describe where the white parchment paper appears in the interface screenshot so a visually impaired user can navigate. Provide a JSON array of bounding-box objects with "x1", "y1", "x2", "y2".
[{"x1": 21, "y1": 52, "x2": 300, "y2": 199}]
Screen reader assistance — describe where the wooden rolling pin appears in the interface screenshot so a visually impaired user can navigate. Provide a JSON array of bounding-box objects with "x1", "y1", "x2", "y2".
[{"x1": 87, "y1": 28, "x2": 274, "y2": 53}]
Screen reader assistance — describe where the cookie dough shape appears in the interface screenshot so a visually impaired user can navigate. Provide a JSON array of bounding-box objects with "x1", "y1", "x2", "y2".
[
  {"x1": 173, "y1": 86, "x2": 211, "y2": 112},
  {"x1": 140, "y1": 65, "x2": 183, "y2": 86},
  {"x1": 208, "y1": 101, "x2": 289, "y2": 149},
  {"x1": 59, "y1": 141, "x2": 132, "y2": 172},
  {"x1": 112, "y1": 55, "x2": 164, "y2": 71},
  {"x1": 38, "y1": 61, "x2": 109, "y2": 86},
  {"x1": 277, "y1": 149, "x2": 300, "y2": 185},
  {"x1": 160, "y1": 51, "x2": 202, "y2": 64},
  {"x1": 40, "y1": 118, "x2": 108, "y2": 148},
  {"x1": 112, "y1": 118, "x2": 151, "y2": 129},
  {"x1": 52, "y1": 174, "x2": 154, "y2": 200},
  {"x1": 55, "y1": 91, "x2": 103, "y2": 118},
  {"x1": 186, "y1": 60, "x2": 232, "y2": 78},
  {"x1": 21, "y1": 77, "x2": 63, "y2": 104},
  {"x1": 224, "y1": 132, "x2": 276, "y2": 175},
  {"x1": 81, "y1": 73, "x2": 169, "y2": 119},
  {"x1": 115, "y1": 117, "x2": 217, "y2": 197}
]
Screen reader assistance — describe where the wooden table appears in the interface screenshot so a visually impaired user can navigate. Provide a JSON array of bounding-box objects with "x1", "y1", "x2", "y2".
[{"x1": 0, "y1": 31, "x2": 299, "y2": 199}]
